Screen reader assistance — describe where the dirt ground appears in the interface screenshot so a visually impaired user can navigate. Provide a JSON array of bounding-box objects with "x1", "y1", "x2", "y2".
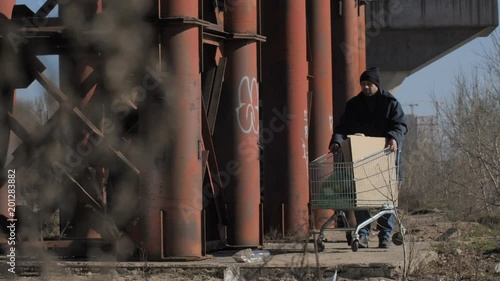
[
  {"x1": 400, "y1": 210, "x2": 500, "y2": 281},
  {"x1": 1, "y1": 211, "x2": 499, "y2": 281}
]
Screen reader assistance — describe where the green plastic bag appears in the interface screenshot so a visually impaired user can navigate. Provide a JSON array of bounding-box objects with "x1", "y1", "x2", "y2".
[{"x1": 318, "y1": 169, "x2": 356, "y2": 209}]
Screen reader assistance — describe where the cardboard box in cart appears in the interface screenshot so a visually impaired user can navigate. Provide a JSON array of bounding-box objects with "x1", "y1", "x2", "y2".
[{"x1": 342, "y1": 135, "x2": 399, "y2": 208}]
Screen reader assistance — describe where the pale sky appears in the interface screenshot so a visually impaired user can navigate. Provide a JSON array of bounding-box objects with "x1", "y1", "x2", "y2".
[
  {"x1": 388, "y1": 3, "x2": 500, "y2": 116},
  {"x1": 396, "y1": 31, "x2": 497, "y2": 116}
]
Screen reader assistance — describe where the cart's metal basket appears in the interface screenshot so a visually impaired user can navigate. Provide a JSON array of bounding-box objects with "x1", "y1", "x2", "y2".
[{"x1": 309, "y1": 148, "x2": 399, "y2": 210}]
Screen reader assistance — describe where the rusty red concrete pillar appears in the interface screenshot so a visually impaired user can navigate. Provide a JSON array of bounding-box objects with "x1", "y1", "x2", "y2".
[
  {"x1": 0, "y1": 0, "x2": 16, "y2": 221},
  {"x1": 0, "y1": 0, "x2": 14, "y2": 20},
  {"x1": 217, "y1": 0, "x2": 260, "y2": 246},
  {"x1": 358, "y1": 1, "x2": 367, "y2": 75},
  {"x1": 262, "y1": 0, "x2": 309, "y2": 237},
  {"x1": 307, "y1": 0, "x2": 335, "y2": 229},
  {"x1": 151, "y1": 0, "x2": 202, "y2": 258},
  {"x1": 332, "y1": 0, "x2": 360, "y2": 124}
]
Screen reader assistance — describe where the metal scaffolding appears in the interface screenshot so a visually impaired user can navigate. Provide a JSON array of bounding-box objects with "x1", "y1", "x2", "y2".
[{"x1": 0, "y1": 0, "x2": 365, "y2": 260}]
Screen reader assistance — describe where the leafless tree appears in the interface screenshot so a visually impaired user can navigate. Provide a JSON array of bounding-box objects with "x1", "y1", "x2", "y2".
[
  {"x1": 401, "y1": 33, "x2": 500, "y2": 220},
  {"x1": 438, "y1": 67, "x2": 500, "y2": 218}
]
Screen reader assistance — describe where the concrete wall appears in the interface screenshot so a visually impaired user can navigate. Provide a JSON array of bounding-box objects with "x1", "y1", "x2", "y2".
[{"x1": 365, "y1": 0, "x2": 498, "y2": 91}]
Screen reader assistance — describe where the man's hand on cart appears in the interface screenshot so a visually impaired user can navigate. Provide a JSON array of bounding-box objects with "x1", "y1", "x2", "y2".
[
  {"x1": 329, "y1": 142, "x2": 340, "y2": 153},
  {"x1": 386, "y1": 138, "x2": 398, "y2": 152}
]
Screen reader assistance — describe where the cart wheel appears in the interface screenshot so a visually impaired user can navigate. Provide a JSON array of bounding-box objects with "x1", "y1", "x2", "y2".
[
  {"x1": 351, "y1": 241, "x2": 359, "y2": 252},
  {"x1": 317, "y1": 239, "x2": 325, "y2": 252},
  {"x1": 392, "y1": 232, "x2": 404, "y2": 246}
]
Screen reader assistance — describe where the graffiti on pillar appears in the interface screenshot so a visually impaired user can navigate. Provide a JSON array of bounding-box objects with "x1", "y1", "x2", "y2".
[
  {"x1": 302, "y1": 137, "x2": 308, "y2": 176},
  {"x1": 236, "y1": 76, "x2": 259, "y2": 134},
  {"x1": 303, "y1": 110, "x2": 308, "y2": 139},
  {"x1": 302, "y1": 109, "x2": 309, "y2": 172}
]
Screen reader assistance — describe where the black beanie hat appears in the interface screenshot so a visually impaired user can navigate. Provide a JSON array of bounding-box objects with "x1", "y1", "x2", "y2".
[{"x1": 360, "y1": 67, "x2": 380, "y2": 88}]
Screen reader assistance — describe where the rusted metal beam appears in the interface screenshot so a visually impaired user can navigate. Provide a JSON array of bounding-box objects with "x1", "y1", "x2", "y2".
[
  {"x1": 6, "y1": 113, "x2": 31, "y2": 144},
  {"x1": 154, "y1": 17, "x2": 210, "y2": 27},
  {"x1": 201, "y1": 99, "x2": 227, "y2": 221},
  {"x1": 262, "y1": 0, "x2": 310, "y2": 237},
  {"x1": 202, "y1": 98, "x2": 226, "y2": 218},
  {"x1": 308, "y1": 0, "x2": 335, "y2": 230},
  {"x1": 202, "y1": 68, "x2": 216, "y2": 110},
  {"x1": 0, "y1": 110, "x2": 61, "y2": 179},
  {"x1": 207, "y1": 57, "x2": 226, "y2": 134},
  {"x1": 107, "y1": 146, "x2": 139, "y2": 175},
  {"x1": 358, "y1": 1, "x2": 367, "y2": 74},
  {"x1": 200, "y1": 55, "x2": 228, "y2": 247},
  {"x1": 65, "y1": 172, "x2": 103, "y2": 210},
  {"x1": 34, "y1": 0, "x2": 58, "y2": 18},
  {"x1": 35, "y1": 71, "x2": 69, "y2": 104}
]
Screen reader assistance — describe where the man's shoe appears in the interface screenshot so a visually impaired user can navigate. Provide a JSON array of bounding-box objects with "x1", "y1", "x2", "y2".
[
  {"x1": 358, "y1": 235, "x2": 368, "y2": 248},
  {"x1": 378, "y1": 237, "x2": 392, "y2": 249}
]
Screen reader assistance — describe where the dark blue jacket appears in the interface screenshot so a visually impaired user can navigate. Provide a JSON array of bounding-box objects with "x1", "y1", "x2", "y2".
[{"x1": 329, "y1": 89, "x2": 408, "y2": 148}]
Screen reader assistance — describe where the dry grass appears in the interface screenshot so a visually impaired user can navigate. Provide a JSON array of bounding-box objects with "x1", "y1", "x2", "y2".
[{"x1": 405, "y1": 212, "x2": 500, "y2": 281}]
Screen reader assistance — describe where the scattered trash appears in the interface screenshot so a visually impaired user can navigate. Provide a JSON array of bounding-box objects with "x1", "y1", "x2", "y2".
[
  {"x1": 224, "y1": 265, "x2": 240, "y2": 281},
  {"x1": 495, "y1": 263, "x2": 500, "y2": 274},
  {"x1": 232, "y1": 248, "x2": 271, "y2": 263}
]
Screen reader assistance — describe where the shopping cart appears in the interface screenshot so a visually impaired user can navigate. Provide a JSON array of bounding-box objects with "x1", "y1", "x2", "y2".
[{"x1": 309, "y1": 148, "x2": 405, "y2": 252}]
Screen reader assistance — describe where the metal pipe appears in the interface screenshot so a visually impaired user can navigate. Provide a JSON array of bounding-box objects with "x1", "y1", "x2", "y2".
[
  {"x1": 0, "y1": 0, "x2": 14, "y2": 19},
  {"x1": 308, "y1": 0, "x2": 335, "y2": 230},
  {"x1": 358, "y1": 2, "x2": 367, "y2": 75},
  {"x1": 153, "y1": 0, "x2": 203, "y2": 258},
  {"x1": 262, "y1": 0, "x2": 309, "y2": 237},
  {"x1": 332, "y1": 0, "x2": 360, "y2": 124},
  {"x1": 219, "y1": 0, "x2": 260, "y2": 246}
]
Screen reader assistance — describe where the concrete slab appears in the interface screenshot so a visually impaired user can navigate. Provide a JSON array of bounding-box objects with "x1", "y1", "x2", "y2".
[
  {"x1": 0, "y1": 231, "x2": 434, "y2": 280},
  {"x1": 365, "y1": 0, "x2": 498, "y2": 91}
]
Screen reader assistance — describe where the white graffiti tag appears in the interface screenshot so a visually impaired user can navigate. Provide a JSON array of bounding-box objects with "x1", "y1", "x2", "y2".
[
  {"x1": 303, "y1": 110, "x2": 308, "y2": 139},
  {"x1": 236, "y1": 76, "x2": 259, "y2": 134},
  {"x1": 301, "y1": 137, "x2": 308, "y2": 174}
]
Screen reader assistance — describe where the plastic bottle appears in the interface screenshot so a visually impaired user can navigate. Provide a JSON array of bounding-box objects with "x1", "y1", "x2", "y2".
[{"x1": 244, "y1": 249, "x2": 271, "y2": 263}]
